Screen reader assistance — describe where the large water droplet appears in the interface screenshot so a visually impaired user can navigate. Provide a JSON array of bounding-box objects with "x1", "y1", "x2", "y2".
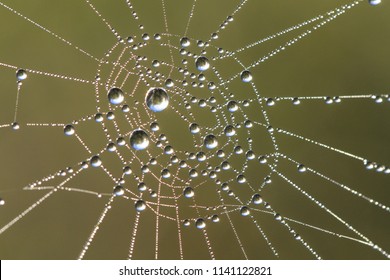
[
  {"x1": 195, "y1": 56, "x2": 210, "y2": 71},
  {"x1": 63, "y1": 124, "x2": 75, "y2": 136},
  {"x1": 204, "y1": 134, "x2": 218, "y2": 149},
  {"x1": 145, "y1": 88, "x2": 169, "y2": 112},
  {"x1": 189, "y1": 123, "x2": 200, "y2": 134},
  {"x1": 252, "y1": 194, "x2": 263, "y2": 205},
  {"x1": 240, "y1": 70, "x2": 252, "y2": 82},
  {"x1": 224, "y1": 125, "x2": 236, "y2": 137},
  {"x1": 130, "y1": 130, "x2": 150, "y2": 150},
  {"x1": 195, "y1": 218, "x2": 206, "y2": 229},
  {"x1": 180, "y1": 37, "x2": 190, "y2": 47},
  {"x1": 135, "y1": 200, "x2": 146, "y2": 211},
  {"x1": 240, "y1": 206, "x2": 250, "y2": 216},
  {"x1": 16, "y1": 69, "x2": 27, "y2": 80},
  {"x1": 227, "y1": 101, "x2": 238, "y2": 112},
  {"x1": 108, "y1": 87, "x2": 125, "y2": 105},
  {"x1": 113, "y1": 185, "x2": 124, "y2": 196},
  {"x1": 90, "y1": 155, "x2": 102, "y2": 167}
]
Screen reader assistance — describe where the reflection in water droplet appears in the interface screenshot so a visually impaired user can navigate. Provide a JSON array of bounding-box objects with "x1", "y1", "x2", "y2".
[
  {"x1": 108, "y1": 87, "x2": 125, "y2": 105},
  {"x1": 130, "y1": 130, "x2": 150, "y2": 150},
  {"x1": 145, "y1": 88, "x2": 169, "y2": 112}
]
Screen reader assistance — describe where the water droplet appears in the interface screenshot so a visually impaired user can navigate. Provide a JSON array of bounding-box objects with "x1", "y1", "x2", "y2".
[
  {"x1": 150, "y1": 122, "x2": 160, "y2": 132},
  {"x1": 123, "y1": 166, "x2": 132, "y2": 175},
  {"x1": 145, "y1": 88, "x2": 169, "y2": 112},
  {"x1": 274, "y1": 213, "x2": 282, "y2": 221},
  {"x1": 266, "y1": 98, "x2": 275, "y2": 106},
  {"x1": 204, "y1": 134, "x2": 218, "y2": 149},
  {"x1": 240, "y1": 206, "x2": 250, "y2": 216},
  {"x1": 180, "y1": 37, "x2": 190, "y2": 47},
  {"x1": 211, "y1": 215, "x2": 220, "y2": 222},
  {"x1": 63, "y1": 124, "x2": 75, "y2": 136},
  {"x1": 189, "y1": 123, "x2": 200, "y2": 134},
  {"x1": 240, "y1": 70, "x2": 252, "y2": 82},
  {"x1": 227, "y1": 101, "x2": 238, "y2": 112},
  {"x1": 183, "y1": 186, "x2": 194, "y2": 198},
  {"x1": 292, "y1": 97, "x2": 300, "y2": 105},
  {"x1": 11, "y1": 122, "x2": 20, "y2": 130},
  {"x1": 161, "y1": 169, "x2": 171, "y2": 178},
  {"x1": 138, "y1": 183, "x2": 147, "y2": 192},
  {"x1": 129, "y1": 130, "x2": 150, "y2": 150},
  {"x1": 94, "y1": 113, "x2": 104, "y2": 122},
  {"x1": 135, "y1": 200, "x2": 146, "y2": 212},
  {"x1": 252, "y1": 194, "x2": 263, "y2": 205},
  {"x1": 298, "y1": 164, "x2": 307, "y2": 172},
  {"x1": 165, "y1": 79, "x2": 174, "y2": 88},
  {"x1": 237, "y1": 174, "x2": 246, "y2": 184},
  {"x1": 195, "y1": 218, "x2": 206, "y2": 229},
  {"x1": 152, "y1": 60, "x2": 160, "y2": 67},
  {"x1": 90, "y1": 155, "x2": 102, "y2": 167},
  {"x1": 195, "y1": 56, "x2": 210, "y2": 71},
  {"x1": 224, "y1": 125, "x2": 236, "y2": 137},
  {"x1": 108, "y1": 87, "x2": 125, "y2": 105},
  {"x1": 368, "y1": 0, "x2": 381, "y2": 5},
  {"x1": 258, "y1": 156, "x2": 267, "y2": 164},
  {"x1": 113, "y1": 185, "x2": 124, "y2": 196},
  {"x1": 16, "y1": 69, "x2": 27, "y2": 80},
  {"x1": 0, "y1": 198, "x2": 4, "y2": 205}
]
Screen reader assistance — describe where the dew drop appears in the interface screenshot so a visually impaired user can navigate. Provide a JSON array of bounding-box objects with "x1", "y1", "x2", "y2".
[
  {"x1": 204, "y1": 134, "x2": 218, "y2": 149},
  {"x1": 180, "y1": 37, "x2": 190, "y2": 47},
  {"x1": 189, "y1": 123, "x2": 200, "y2": 134},
  {"x1": 368, "y1": 0, "x2": 381, "y2": 5},
  {"x1": 195, "y1": 56, "x2": 210, "y2": 71},
  {"x1": 11, "y1": 122, "x2": 20, "y2": 130},
  {"x1": 145, "y1": 88, "x2": 169, "y2": 112},
  {"x1": 113, "y1": 185, "x2": 124, "y2": 196},
  {"x1": 211, "y1": 215, "x2": 220, "y2": 222},
  {"x1": 195, "y1": 218, "x2": 206, "y2": 229},
  {"x1": 266, "y1": 98, "x2": 275, "y2": 106},
  {"x1": 224, "y1": 125, "x2": 236, "y2": 137},
  {"x1": 298, "y1": 164, "x2": 307, "y2": 172},
  {"x1": 240, "y1": 70, "x2": 252, "y2": 82},
  {"x1": 135, "y1": 200, "x2": 146, "y2": 212},
  {"x1": 240, "y1": 206, "x2": 250, "y2": 216},
  {"x1": 90, "y1": 155, "x2": 102, "y2": 167},
  {"x1": 16, "y1": 69, "x2": 27, "y2": 80},
  {"x1": 183, "y1": 186, "x2": 194, "y2": 198},
  {"x1": 108, "y1": 87, "x2": 125, "y2": 105},
  {"x1": 129, "y1": 130, "x2": 150, "y2": 150},
  {"x1": 64, "y1": 124, "x2": 75, "y2": 136},
  {"x1": 252, "y1": 194, "x2": 263, "y2": 205}
]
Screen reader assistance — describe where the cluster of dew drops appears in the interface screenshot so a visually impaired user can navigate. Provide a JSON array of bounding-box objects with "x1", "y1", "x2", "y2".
[{"x1": 1, "y1": 0, "x2": 387, "y2": 232}]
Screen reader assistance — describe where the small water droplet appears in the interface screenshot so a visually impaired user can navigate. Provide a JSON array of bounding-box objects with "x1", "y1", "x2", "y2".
[
  {"x1": 224, "y1": 125, "x2": 236, "y2": 136},
  {"x1": 298, "y1": 164, "x2": 307, "y2": 172},
  {"x1": 129, "y1": 130, "x2": 150, "y2": 150},
  {"x1": 113, "y1": 185, "x2": 124, "y2": 196},
  {"x1": 240, "y1": 206, "x2": 250, "y2": 216},
  {"x1": 227, "y1": 100, "x2": 239, "y2": 112},
  {"x1": 180, "y1": 37, "x2": 190, "y2": 47},
  {"x1": 183, "y1": 186, "x2": 194, "y2": 198},
  {"x1": 90, "y1": 155, "x2": 102, "y2": 167},
  {"x1": 189, "y1": 123, "x2": 200, "y2": 134},
  {"x1": 211, "y1": 215, "x2": 220, "y2": 222},
  {"x1": 64, "y1": 124, "x2": 75, "y2": 136},
  {"x1": 252, "y1": 194, "x2": 263, "y2": 205},
  {"x1": 108, "y1": 87, "x2": 125, "y2": 105},
  {"x1": 135, "y1": 200, "x2": 146, "y2": 212},
  {"x1": 195, "y1": 218, "x2": 206, "y2": 229},
  {"x1": 16, "y1": 69, "x2": 27, "y2": 80},
  {"x1": 368, "y1": 0, "x2": 381, "y2": 5}
]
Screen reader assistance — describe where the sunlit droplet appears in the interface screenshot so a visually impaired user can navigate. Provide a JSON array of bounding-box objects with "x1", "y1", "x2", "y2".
[
  {"x1": 64, "y1": 124, "x2": 75, "y2": 136},
  {"x1": 16, "y1": 69, "x2": 27, "y2": 80},
  {"x1": 183, "y1": 186, "x2": 194, "y2": 198},
  {"x1": 135, "y1": 200, "x2": 146, "y2": 212},
  {"x1": 108, "y1": 87, "x2": 125, "y2": 105},
  {"x1": 145, "y1": 88, "x2": 169, "y2": 112},
  {"x1": 129, "y1": 130, "x2": 149, "y2": 150},
  {"x1": 195, "y1": 56, "x2": 210, "y2": 71},
  {"x1": 240, "y1": 70, "x2": 252, "y2": 82},
  {"x1": 204, "y1": 134, "x2": 218, "y2": 149}
]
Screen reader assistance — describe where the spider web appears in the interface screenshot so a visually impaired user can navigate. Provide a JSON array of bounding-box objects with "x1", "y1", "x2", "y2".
[{"x1": 0, "y1": 0, "x2": 389, "y2": 260}]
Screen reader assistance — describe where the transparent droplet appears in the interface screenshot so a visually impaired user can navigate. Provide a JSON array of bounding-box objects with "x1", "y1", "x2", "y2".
[
  {"x1": 11, "y1": 122, "x2": 20, "y2": 130},
  {"x1": 298, "y1": 164, "x2": 307, "y2": 172},
  {"x1": 195, "y1": 218, "x2": 206, "y2": 229},
  {"x1": 129, "y1": 130, "x2": 150, "y2": 150},
  {"x1": 180, "y1": 37, "x2": 190, "y2": 47},
  {"x1": 252, "y1": 194, "x2": 263, "y2": 205},
  {"x1": 240, "y1": 206, "x2": 250, "y2": 216},
  {"x1": 16, "y1": 69, "x2": 27, "y2": 80},
  {"x1": 145, "y1": 88, "x2": 169, "y2": 112},
  {"x1": 152, "y1": 60, "x2": 160, "y2": 67},
  {"x1": 224, "y1": 125, "x2": 236, "y2": 137},
  {"x1": 108, "y1": 87, "x2": 125, "y2": 105},
  {"x1": 274, "y1": 213, "x2": 282, "y2": 221},
  {"x1": 246, "y1": 150, "x2": 255, "y2": 160},
  {"x1": 161, "y1": 169, "x2": 171, "y2": 178},
  {"x1": 183, "y1": 219, "x2": 190, "y2": 227},
  {"x1": 227, "y1": 101, "x2": 238, "y2": 112},
  {"x1": 90, "y1": 155, "x2": 102, "y2": 167},
  {"x1": 368, "y1": 0, "x2": 381, "y2": 5},
  {"x1": 237, "y1": 174, "x2": 246, "y2": 184},
  {"x1": 138, "y1": 183, "x2": 147, "y2": 192},
  {"x1": 266, "y1": 98, "x2": 275, "y2": 106},
  {"x1": 150, "y1": 122, "x2": 160, "y2": 131},
  {"x1": 204, "y1": 134, "x2": 218, "y2": 149},
  {"x1": 165, "y1": 79, "x2": 174, "y2": 88},
  {"x1": 123, "y1": 166, "x2": 132, "y2": 175},
  {"x1": 211, "y1": 215, "x2": 220, "y2": 222},
  {"x1": 189, "y1": 123, "x2": 200, "y2": 134},
  {"x1": 196, "y1": 152, "x2": 206, "y2": 162},
  {"x1": 292, "y1": 97, "x2": 300, "y2": 105},
  {"x1": 258, "y1": 156, "x2": 267, "y2": 164},
  {"x1": 183, "y1": 186, "x2": 194, "y2": 198},
  {"x1": 113, "y1": 185, "x2": 124, "y2": 196},
  {"x1": 195, "y1": 56, "x2": 210, "y2": 71},
  {"x1": 240, "y1": 70, "x2": 252, "y2": 82},
  {"x1": 135, "y1": 200, "x2": 146, "y2": 212},
  {"x1": 94, "y1": 113, "x2": 104, "y2": 122},
  {"x1": 0, "y1": 198, "x2": 4, "y2": 206},
  {"x1": 63, "y1": 124, "x2": 75, "y2": 136},
  {"x1": 107, "y1": 142, "x2": 116, "y2": 152}
]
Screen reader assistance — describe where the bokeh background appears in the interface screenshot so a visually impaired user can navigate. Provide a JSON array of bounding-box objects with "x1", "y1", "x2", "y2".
[{"x1": 0, "y1": 0, "x2": 389, "y2": 259}]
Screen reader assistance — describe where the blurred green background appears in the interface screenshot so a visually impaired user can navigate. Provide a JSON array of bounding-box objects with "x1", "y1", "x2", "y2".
[{"x1": 0, "y1": 0, "x2": 389, "y2": 259}]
